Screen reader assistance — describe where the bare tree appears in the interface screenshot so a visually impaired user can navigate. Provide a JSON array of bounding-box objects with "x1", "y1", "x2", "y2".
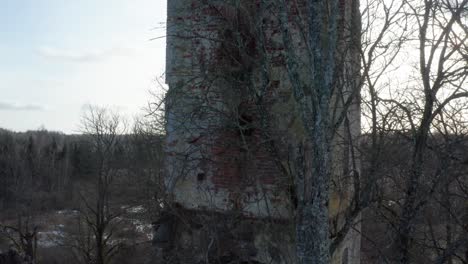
[
  {"x1": 0, "y1": 216, "x2": 38, "y2": 264},
  {"x1": 72, "y1": 105, "x2": 127, "y2": 264},
  {"x1": 163, "y1": 0, "x2": 363, "y2": 263},
  {"x1": 357, "y1": 0, "x2": 468, "y2": 263}
]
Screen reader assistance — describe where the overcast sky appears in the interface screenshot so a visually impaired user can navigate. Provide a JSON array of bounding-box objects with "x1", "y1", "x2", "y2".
[{"x1": 0, "y1": 0, "x2": 167, "y2": 133}]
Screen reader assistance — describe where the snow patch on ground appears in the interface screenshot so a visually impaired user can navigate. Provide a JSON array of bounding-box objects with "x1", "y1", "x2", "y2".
[
  {"x1": 37, "y1": 230, "x2": 65, "y2": 248},
  {"x1": 30, "y1": 208, "x2": 154, "y2": 248},
  {"x1": 120, "y1": 205, "x2": 146, "y2": 214},
  {"x1": 56, "y1": 210, "x2": 79, "y2": 215}
]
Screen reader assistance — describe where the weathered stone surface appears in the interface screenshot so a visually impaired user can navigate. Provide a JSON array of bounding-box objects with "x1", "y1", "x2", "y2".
[
  {"x1": 153, "y1": 206, "x2": 294, "y2": 264},
  {"x1": 164, "y1": 1, "x2": 361, "y2": 263}
]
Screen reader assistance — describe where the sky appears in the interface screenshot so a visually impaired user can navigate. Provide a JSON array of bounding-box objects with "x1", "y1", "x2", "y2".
[{"x1": 0, "y1": 0, "x2": 167, "y2": 133}]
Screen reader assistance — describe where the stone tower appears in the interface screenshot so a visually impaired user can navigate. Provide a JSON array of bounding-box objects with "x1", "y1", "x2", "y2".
[{"x1": 162, "y1": 1, "x2": 361, "y2": 263}]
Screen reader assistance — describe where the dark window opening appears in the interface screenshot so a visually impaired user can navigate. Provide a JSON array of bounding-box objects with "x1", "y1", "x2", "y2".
[
  {"x1": 217, "y1": 6, "x2": 257, "y2": 70},
  {"x1": 238, "y1": 114, "x2": 254, "y2": 136},
  {"x1": 197, "y1": 172, "x2": 206, "y2": 182},
  {"x1": 342, "y1": 247, "x2": 349, "y2": 264}
]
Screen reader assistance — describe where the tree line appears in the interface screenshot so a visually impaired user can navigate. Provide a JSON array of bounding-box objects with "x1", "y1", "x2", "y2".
[{"x1": 0, "y1": 105, "x2": 165, "y2": 264}]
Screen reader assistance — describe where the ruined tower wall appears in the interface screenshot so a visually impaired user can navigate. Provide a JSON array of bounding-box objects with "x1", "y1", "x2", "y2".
[
  {"x1": 164, "y1": 1, "x2": 361, "y2": 263},
  {"x1": 166, "y1": 0, "x2": 294, "y2": 219}
]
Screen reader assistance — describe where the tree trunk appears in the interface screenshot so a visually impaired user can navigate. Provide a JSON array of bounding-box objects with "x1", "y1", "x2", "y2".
[{"x1": 296, "y1": 130, "x2": 331, "y2": 264}]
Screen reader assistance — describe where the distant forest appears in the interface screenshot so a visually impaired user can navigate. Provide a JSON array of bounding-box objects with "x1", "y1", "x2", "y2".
[
  {"x1": 1, "y1": 127, "x2": 467, "y2": 263},
  {"x1": 0, "y1": 127, "x2": 164, "y2": 213},
  {"x1": 0, "y1": 124, "x2": 167, "y2": 263}
]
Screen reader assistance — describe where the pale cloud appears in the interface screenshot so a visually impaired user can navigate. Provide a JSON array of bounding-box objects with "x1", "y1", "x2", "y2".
[
  {"x1": 37, "y1": 46, "x2": 134, "y2": 63},
  {"x1": 80, "y1": 103, "x2": 128, "y2": 113},
  {"x1": 0, "y1": 102, "x2": 45, "y2": 111},
  {"x1": 1, "y1": 0, "x2": 166, "y2": 133}
]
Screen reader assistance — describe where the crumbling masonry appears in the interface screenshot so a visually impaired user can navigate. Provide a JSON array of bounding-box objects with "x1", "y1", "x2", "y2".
[{"x1": 161, "y1": 0, "x2": 361, "y2": 263}]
